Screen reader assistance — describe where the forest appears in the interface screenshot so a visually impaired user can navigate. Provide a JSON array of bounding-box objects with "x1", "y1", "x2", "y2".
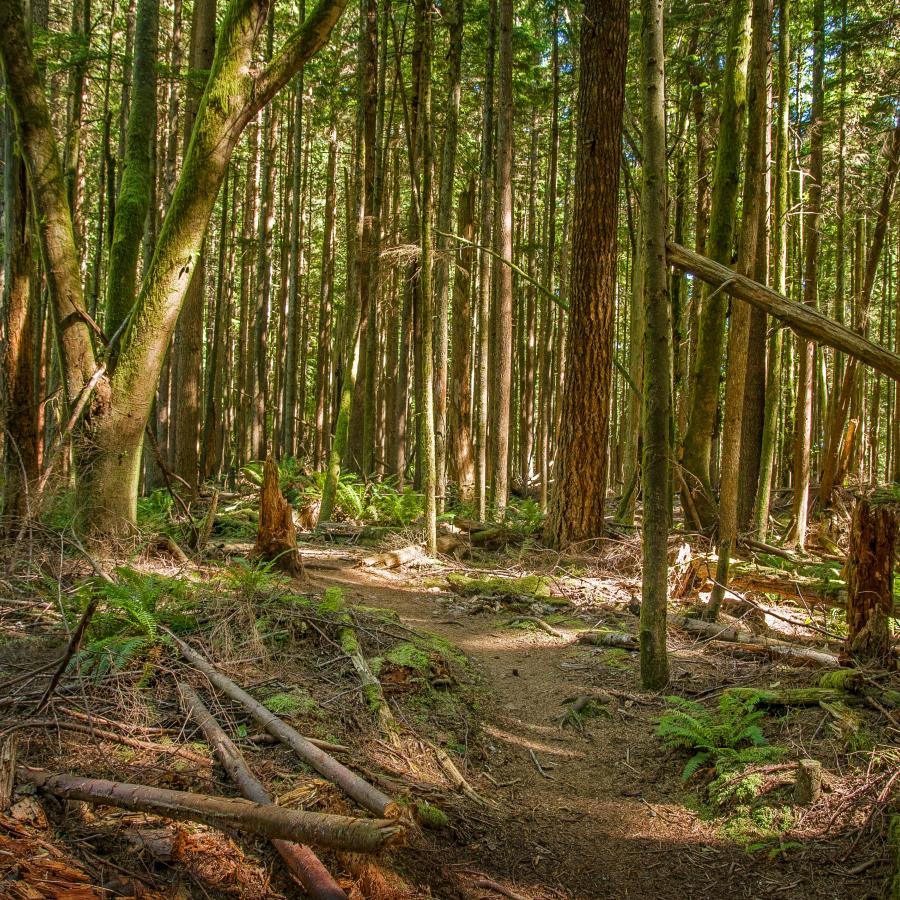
[{"x1": 0, "y1": 0, "x2": 899, "y2": 895}]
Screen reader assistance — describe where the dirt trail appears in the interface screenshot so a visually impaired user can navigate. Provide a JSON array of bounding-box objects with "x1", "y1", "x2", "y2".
[{"x1": 308, "y1": 556, "x2": 831, "y2": 900}]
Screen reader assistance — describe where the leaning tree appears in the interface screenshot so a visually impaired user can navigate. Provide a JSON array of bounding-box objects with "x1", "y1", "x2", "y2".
[{"x1": 0, "y1": 0, "x2": 349, "y2": 537}]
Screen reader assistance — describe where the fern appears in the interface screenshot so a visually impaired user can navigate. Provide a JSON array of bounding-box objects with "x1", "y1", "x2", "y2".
[
  {"x1": 658, "y1": 694, "x2": 783, "y2": 781},
  {"x1": 69, "y1": 568, "x2": 195, "y2": 680}
]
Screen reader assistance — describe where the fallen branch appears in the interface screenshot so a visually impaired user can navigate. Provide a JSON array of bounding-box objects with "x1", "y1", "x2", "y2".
[
  {"x1": 33, "y1": 594, "x2": 100, "y2": 714},
  {"x1": 675, "y1": 616, "x2": 839, "y2": 667},
  {"x1": 507, "y1": 616, "x2": 566, "y2": 639},
  {"x1": 178, "y1": 682, "x2": 347, "y2": 899},
  {"x1": 164, "y1": 630, "x2": 399, "y2": 818},
  {"x1": 18, "y1": 768, "x2": 403, "y2": 853}
]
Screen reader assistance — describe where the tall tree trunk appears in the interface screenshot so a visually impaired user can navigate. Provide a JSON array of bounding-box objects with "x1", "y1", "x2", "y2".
[
  {"x1": 490, "y1": 0, "x2": 513, "y2": 519},
  {"x1": 544, "y1": 0, "x2": 628, "y2": 548},
  {"x1": 707, "y1": 0, "x2": 770, "y2": 619},
  {"x1": 314, "y1": 121, "x2": 338, "y2": 469},
  {"x1": 474, "y1": 0, "x2": 496, "y2": 520},
  {"x1": 448, "y1": 176, "x2": 476, "y2": 498},
  {"x1": 785, "y1": 0, "x2": 824, "y2": 549},
  {"x1": 638, "y1": 0, "x2": 671, "y2": 689},
  {"x1": 679, "y1": 0, "x2": 751, "y2": 528},
  {"x1": 754, "y1": 0, "x2": 789, "y2": 540},
  {"x1": 172, "y1": 0, "x2": 217, "y2": 491},
  {"x1": 1, "y1": 104, "x2": 38, "y2": 531},
  {"x1": 433, "y1": 0, "x2": 463, "y2": 511},
  {"x1": 417, "y1": 0, "x2": 437, "y2": 552}
]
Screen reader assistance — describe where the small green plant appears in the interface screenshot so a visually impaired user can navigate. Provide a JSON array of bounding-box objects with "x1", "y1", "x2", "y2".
[
  {"x1": 263, "y1": 689, "x2": 322, "y2": 717},
  {"x1": 71, "y1": 568, "x2": 195, "y2": 679},
  {"x1": 221, "y1": 557, "x2": 285, "y2": 598},
  {"x1": 136, "y1": 489, "x2": 176, "y2": 534},
  {"x1": 658, "y1": 693, "x2": 784, "y2": 781}
]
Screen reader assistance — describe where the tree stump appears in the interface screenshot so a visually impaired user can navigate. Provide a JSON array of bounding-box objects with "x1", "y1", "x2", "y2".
[
  {"x1": 793, "y1": 759, "x2": 822, "y2": 804},
  {"x1": 253, "y1": 456, "x2": 304, "y2": 578},
  {"x1": 846, "y1": 495, "x2": 897, "y2": 667}
]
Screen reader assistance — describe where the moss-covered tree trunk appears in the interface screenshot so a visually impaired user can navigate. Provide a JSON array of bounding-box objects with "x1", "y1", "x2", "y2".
[
  {"x1": 846, "y1": 496, "x2": 897, "y2": 667},
  {"x1": 0, "y1": 0, "x2": 349, "y2": 537},
  {"x1": 678, "y1": 0, "x2": 751, "y2": 529},
  {"x1": 544, "y1": 0, "x2": 628, "y2": 548}
]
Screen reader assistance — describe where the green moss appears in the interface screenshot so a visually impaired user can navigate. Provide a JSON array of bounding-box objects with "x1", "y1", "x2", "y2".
[
  {"x1": 415, "y1": 800, "x2": 449, "y2": 830},
  {"x1": 385, "y1": 643, "x2": 431, "y2": 671},
  {"x1": 817, "y1": 669, "x2": 863, "y2": 692},
  {"x1": 445, "y1": 572, "x2": 553, "y2": 599},
  {"x1": 263, "y1": 689, "x2": 323, "y2": 718},
  {"x1": 601, "y1": 648, "x2": 633, "y2": 670},
  {"x1": 318, "y1": 587, "x2": 346, "y2": 615}
]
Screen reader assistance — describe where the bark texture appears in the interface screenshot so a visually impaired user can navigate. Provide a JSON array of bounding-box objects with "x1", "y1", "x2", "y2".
[
  {"x1": 545, "y1": 0, "x2": 628, "y2": 548},
  {"x1": 845, "y1": 497, "x2": 897, "y2": 667}
]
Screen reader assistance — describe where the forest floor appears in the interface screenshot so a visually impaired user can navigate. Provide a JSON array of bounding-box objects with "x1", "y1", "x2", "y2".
[{"x1": 1, "y1": 494, "x2": 898, "y2": 899}]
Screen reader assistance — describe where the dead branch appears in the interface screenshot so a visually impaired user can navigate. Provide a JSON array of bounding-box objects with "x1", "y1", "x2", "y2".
[
  {"x1": 18, "y1": 767, "x2": 404, "y2": 853},
  {"x1": 178, "y1": 682, "x2": 347, "y2": 899},
  {"x1": 164, "y1": 629, "x2": 399, "y2": 818}
]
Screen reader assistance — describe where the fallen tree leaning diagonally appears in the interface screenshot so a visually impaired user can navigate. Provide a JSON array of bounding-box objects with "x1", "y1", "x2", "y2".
[
  {"x1": 163, "y1": 628, "x2": 399, "y2": 818},
  {"x1": 178, "y1": 682, "x2": 348, "y2": 900},
  {"x1": 665, "y1": 241, "x2": 900, "y2": 381},
  {"x1": 18, "y1": 768, "x2": 404, "y2": 853}
]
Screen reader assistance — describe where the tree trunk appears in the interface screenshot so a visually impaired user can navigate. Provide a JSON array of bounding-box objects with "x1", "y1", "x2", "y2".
[
  {"x1": 544, "y1": 0, "x2": 628, "y2": 548},
  {"x1": 490, "y1": 0, "x2": 514, "y2": 519},
  {"x1": 254, "y1": 456, "x2": 304, "y2": 577},
  {"x1": 754, "y1": 0, "x2": 790, "y2": 540},
  {"x1": 638, "y1": 0, "x2": 671, "y2": 690},
  {"x1": 679, "y1": 0, "x2": 751, "y2": 528},
  {"x1": 845, "y1": 496, "x2": 897, "y2": 667},
  {"x1": 785, "y1": 0, "x2": 824, "y2": 549},
  {"x1": 0, "y1": 0, "x2": 350, "y2": 536},
  {"x1": 1, "y1": 104, "x2": 38, "y2": 532},
  {"x1": 474, "y1": 0, "x2": 496, "y2": 521},
  {"x1": 448, "y1": 176, "x2": 476, "y2": 498}
]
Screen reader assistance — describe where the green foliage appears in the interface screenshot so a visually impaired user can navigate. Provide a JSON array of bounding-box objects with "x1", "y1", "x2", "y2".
[
  {"x1": 658, "y1": 693, "x2": 784, "y2": 781},
  {"x1": 136, "y1": 489, "x2": 175, "y2": 534},
  {"x1": 318, "y1": 586, "x2": 346, "y2": 614},
  {"x1": 221, "y1": 557, "x2": 286, "y2": 598},
  {"x1": 502, "y1": 497, "x2": 545, "y2": 534},
  {"x1": 71, "y1": 568, "x2": 195, "y2": 679}
]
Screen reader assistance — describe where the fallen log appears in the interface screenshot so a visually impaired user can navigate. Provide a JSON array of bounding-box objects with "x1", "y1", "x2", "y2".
[
  {"x1": 666, "y1": 241, "x2": 900, "y2": 381},
  {"x1": 576, "y1": 630, "x2": 638, "y2": 650},
  {"x1": 18, "y1": 768, "x2": 403, "y2": 854},
  {"x1": 178, "y1": 683, "x2": 347, "y2": 899},
  {"x1": 359, "y1": 534, "x2": 461, "y2": 568},
  {"x1": 675, "y1": 616, "x2": 839, "y2": 667},
  {"x1": 164, "y1": 630, "x2": 399, "y2": 818}
]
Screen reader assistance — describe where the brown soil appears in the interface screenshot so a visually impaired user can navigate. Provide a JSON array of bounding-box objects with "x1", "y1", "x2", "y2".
[{"x1": 306, "y1": 552, "x2": 887, "y2": 900}]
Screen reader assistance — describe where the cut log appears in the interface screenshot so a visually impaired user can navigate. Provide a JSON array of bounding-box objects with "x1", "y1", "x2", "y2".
[
  {"x1": 666, "y1": 241, "x2": 900, "y2": 381},
  {"x1": 253, "y1": 456, "x2": 304, "y2": 578},
  {"x1": 178, "y1": 683, "x2": 347, "y2": 899},
  {"x1": 576, "y1": 630, "x2": 638, "y2": 650},
  {"x1": 164, "y1": 630, "x2": 399, "y2": 818},
  {"x1": 359, "y1": 534, "x2": 461, "y2": 569},
  {"x1": 846, "y1": 496, "x2": 898, "y2": 667},
  {"x1": 793, "y1": 759, "x2": 822, "y2": 804},
  {"x1": 18, "y1": 768, "x2": 403, "y2": 853},
  {"x1": 675, "y1": 616, "x2": 839, "y2": 667}
]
